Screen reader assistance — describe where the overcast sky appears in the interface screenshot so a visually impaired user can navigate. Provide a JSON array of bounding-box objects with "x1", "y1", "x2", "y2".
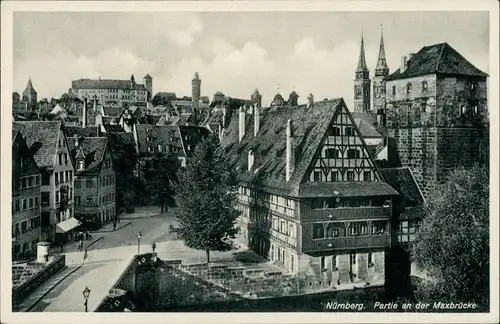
[{"x1": 13, "y1": 11, "x2": 489, "y2": 107}]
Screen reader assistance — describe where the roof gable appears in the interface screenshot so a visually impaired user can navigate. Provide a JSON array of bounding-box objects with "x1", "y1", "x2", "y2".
[{"x1": 68, "y1": 137, "x2": 108, "y2": 173}]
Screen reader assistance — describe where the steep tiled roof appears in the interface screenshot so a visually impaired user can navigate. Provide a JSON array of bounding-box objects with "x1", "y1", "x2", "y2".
[
  {"x1": 386, "y1": 42, "x2": 488, "y2": 81},
  {"x1": 221, "y1": 99, "x2": 397, "y2": 197},
  {"x1": 67, "y1": 137, "x2": 108, "y2": 173},
  {"x1": 298, "y1": 182, "x2": 398, "y2": 198},
  {"x1": 355, "y1": 119, "x2": 383, "y2": 138},
  {"x1": 63, "y1": 126, "x2": 99, "y2": 138},
  {"x1": 178, "y1": 126, "x2": 211, "y2": 157},
  {"x1": 135, "y1": 125, "x2": 185, "y2": 157},
  {"x1": 102, "y1": 106, "x2": 124, "y2": 117},
  {"x1": 13, "y1": 121, "x2": 62, "y2": 169},
  {"x1": 380, "y1": 167, "x2": 424, "y2": 205},
  {"x1": 177, "y1": 113, "x2": 194, "y2": 125},
  {"x1": 72, "y1": 79, "x2": 147, "y2": 91}
]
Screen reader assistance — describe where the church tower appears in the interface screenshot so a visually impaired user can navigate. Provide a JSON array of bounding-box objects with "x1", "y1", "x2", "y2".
[
  {"x1": 354, "y1": 34, "x2": 371, "y2": 113},
  {"x1": 373, "y1": 26, "x2": 390, "y2": 124},
  {"x1": 22, "y1": 78, "x2": 37, "y2": 110}
]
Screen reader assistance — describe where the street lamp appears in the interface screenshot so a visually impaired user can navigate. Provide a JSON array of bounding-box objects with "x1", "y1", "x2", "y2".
[
  {"x1": 136, "y1": 232, "x2": 142, "y2": 254},
  {"x1": 82, "y1": 286, "x2": 91, "y2": 312}
]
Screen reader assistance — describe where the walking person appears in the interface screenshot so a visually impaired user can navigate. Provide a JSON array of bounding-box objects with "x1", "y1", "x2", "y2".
[
  {"x1": 113, "y1": 221, "x2": 117, "y2": 231},
  {"x1": 78, "y1": 239, "x2": 83, "y2": 251},
  {"x1": 60, "y1": 241, "x2": 64, "y2": 253},
  {"x1": 152, "y1": 241, "x2": 156, "y2": 254}
]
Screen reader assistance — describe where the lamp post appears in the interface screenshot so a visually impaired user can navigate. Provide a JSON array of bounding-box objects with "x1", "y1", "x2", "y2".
[
  {"x1": 136, "y1": 232, "x2": 142, "y2": 254},
  {"x1": 82, "y1": 286, "x2": 91, "y2": 312}
]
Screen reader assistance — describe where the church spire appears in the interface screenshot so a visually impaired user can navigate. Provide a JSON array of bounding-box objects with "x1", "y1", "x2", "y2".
[
  {"x1": 356, "y1": 33, "x2": 369, "y2": 73},
  {"x1": 25, "y1": 78, "x2": 36, "y2": 94},
  {"x1": 375, "y1": 25, "x2": 389, "y2": 73}
]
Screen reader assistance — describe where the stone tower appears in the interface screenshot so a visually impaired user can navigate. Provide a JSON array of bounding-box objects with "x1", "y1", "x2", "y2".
[
  {"x1": 192, "y1": 72, "x2": 201, "y2": 110},
  {"x1": 22, "y1": 78, "x2": 37, "y2": 110},
  {"x1": 143, "y1": 74, "x2": 153, "y2": 101},
  {"x1": 251, "y1": 89, "x2": 262, "y2": 108},
  {"x1": 354, "y1": 34, "x2": 371, "y2": 113},
  {"x1": 373, "y1": 27, "x2": 389, "y2": 124}
]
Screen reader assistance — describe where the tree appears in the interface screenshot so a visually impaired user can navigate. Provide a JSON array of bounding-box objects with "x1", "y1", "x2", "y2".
[
  {"x1": 13, "y1": 92, "x2": 20, "y2": 102},
  {"x1": 142, "y1": 152, "x2": 180, "y2": 212},
  {"x1": 173, "y1": 134, "x2": 239, "y2": 263},
  {"x1": 411, "y1": 164, "x2": 489, "y2": 308}
]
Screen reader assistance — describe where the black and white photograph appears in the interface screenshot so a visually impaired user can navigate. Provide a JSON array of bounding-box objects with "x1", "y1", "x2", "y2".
[{"x1": 1, "y1": 1, "x2": 498, "y2": 323}]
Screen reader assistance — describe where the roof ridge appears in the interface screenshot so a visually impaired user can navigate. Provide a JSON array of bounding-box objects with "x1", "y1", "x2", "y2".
[{"x1": 435, "y1": 42, "x2": 447, "y2": 72}]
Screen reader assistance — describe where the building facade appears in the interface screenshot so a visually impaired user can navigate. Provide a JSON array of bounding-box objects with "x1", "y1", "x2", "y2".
[
  {"x1": 383, "y1": 42, "x2": 489, "y2": 198},
  {"x1": 69, "y1": 136, "x2": 116, "y2": 229},
  {"x1": 222, "y1": 99, "x2": 398, "y2": 288},
  {"x1": 13, "y1": 121, "x2": 76, "y2": 243},
  {"x1": 71, "y1": 75, "x2": 149, "y2": 105},
  {"x1": 12, "y1": 130, "x2": 42, "y2": 261},
  {"x1": 354, "y1": 35, "x2": 371, "y2": 113}
]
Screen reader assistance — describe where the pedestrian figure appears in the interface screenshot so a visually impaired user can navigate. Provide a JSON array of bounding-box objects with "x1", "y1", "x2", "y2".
[
  {"x1": 60, "y1": 242, "x2": 64, "y2": 253},
  {"x1": 78, "y1": 239, "x2": 83, "y2": 251},
  {"x1": 113, "y1": 221, "x2": 117, "y2": 231},
  {"x1": 152, "y1": 241, "x2": 156, "y2": 253}
]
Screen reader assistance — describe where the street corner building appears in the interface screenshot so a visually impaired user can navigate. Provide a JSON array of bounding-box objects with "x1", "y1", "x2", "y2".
[
  {"x1": 12, "y1": 129, "x2": 42, "y2": 261},
  {"x1": 65, "y1": 134, "x2": 117, "y2": 230},
  {"x1": 220, "y1": 97, "x2": 399, "y2": 288},
  {"x1": 12, "y1": 121, "x2": 76, "y2": 244}
]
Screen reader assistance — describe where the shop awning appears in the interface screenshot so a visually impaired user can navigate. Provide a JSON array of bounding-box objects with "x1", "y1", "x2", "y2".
[{"x1": 56, "y1": 217, "x2": 81, "y2": 234}]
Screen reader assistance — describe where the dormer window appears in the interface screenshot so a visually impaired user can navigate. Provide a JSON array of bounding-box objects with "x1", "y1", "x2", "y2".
[
  {"x1": 470, "y1": 81, "x2": 478, "y2": 91},
  {"x1": 77, "y1": 160, "x2": 85, "y2": 171}
]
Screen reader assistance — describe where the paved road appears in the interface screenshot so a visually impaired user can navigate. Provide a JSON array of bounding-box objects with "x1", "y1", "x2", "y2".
[{"x1": 29, "y1": 207, "x2": 180, "y2": 312}]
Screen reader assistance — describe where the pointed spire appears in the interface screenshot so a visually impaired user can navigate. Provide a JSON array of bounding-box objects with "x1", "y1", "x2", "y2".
[
  {"x1": 376, "y1": 25, "x2": 389, "y2": 72},
  {"x1": 356, "y1": 33, "x2": 369, "y2": 73},
  {"x1": 25, "y1": 78, "x2": 36, "y2": 93}
]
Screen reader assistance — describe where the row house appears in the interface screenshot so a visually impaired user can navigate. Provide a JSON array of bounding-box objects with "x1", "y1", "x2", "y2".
[
  {"x1": 13, "y1": 121, "x2": 76, "y2": 243},
  {"x1": 221, "y1": 98, "x2": 399, "y2": 289},
  {"x1": 12, "y1": 130, "x2": 42, "y2": 260},
  {"x1": 67, "y1": 135, "x2": 117, "y2": 230}
]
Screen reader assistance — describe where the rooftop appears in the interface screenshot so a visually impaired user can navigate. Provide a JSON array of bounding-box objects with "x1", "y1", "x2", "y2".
[
  {"x1": 72, "y1": 79, "x2": 147, "y2": 91},
  {"x1": 67, "y1": 137, "x2": 109, "y2": 173}
]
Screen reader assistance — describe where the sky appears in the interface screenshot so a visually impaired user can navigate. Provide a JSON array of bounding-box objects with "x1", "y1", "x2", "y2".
[{"x1": 13, "y1": 11, "x2": 489, "y2": 108}]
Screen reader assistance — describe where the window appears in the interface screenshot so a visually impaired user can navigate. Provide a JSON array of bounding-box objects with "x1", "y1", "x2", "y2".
[
  {"x1": 75, "y1": 180, "x2": 81, "y2": 188},
  {"x1": 325, "y1": 148, "x2": 340, "y2": 158},
  {"x1": 371, "y1": 221, "x2": 385, "y2": 234},
  {"x1": 344, "y1": 127, "x2": 355, "y2": 136},
  {"x1": 56, "y1": 191, "x2": 60, "y2": 203},
  {"x1": 146, "y1": 136, "x2": 151, "y2": 142},
  {"x1": 42, "y1": 172, "x2": 50, "y2": 185},
  {"x1": 422, "y1": 81, "x2": 428, "y2": 90},
  {"x1": 347, "y1": 149, "x2": 360, "y2": 159},
  {"x1": 28, "y1": 176, "x2": 33, "y2": 187},
  {"x1": 461, "y1": 105, "x2": 466, "y2": 115},
  {"x1": 41, "y1": 192, "x2": 50, "y2": 206},
  {"x1": 21, "y1": 178, "x2": 27, "y2": 188},
  {"x1": 75, "y1": 196, "x2": 81, "y2": 206},
  {"x1": 69, "y1": 188, "x2": 73, "y2": 200},
  {"x1": 474, "y1": 105, "x2": 478, "y2": 114},
  {"x1": 15, "y1": 200, "x2": 20, "y2": 212},
  {"x1": 22, "y1": 199, "x2": 27, "y2": 210},
  {"x1": 78, "y1": 160, "x2": 84, "y2": 170},
  {"x1": 392, "y1": 86, "x2": 396, "y2": 95},
  {"x1": 158, "y1": 145, "x2": 162, "y2": 152},
  {"x1": 350, "y1": 253, "x2": 356, "y2": 265},
  {"x1": 314, "y1": 171, "x2": 321, "y2": 182},
  {"x1": 470, "y1": 81, "x2": 477, "y2": 91},
  {"x1": 313, "y1": 223, "x2": 324, "y2": 239},
  {"x1": 406, "y1": 83, "x2": 412, "y2": 94},
  {"x1": 330, "y1": 127, "x2": 341, "y2": 136},
  {"x1": 35, "y1": 196, "x2": 39, "y2": 207},
  {"x1": 332, "y1": 255, "x2": 337, "y2": 269},
  {"x1": 87, "y1": 197, "x2": 93, "y2": 204},
  {"x1": 29, "y1": 198, "x2": 34, "y2": 208},
  {"x1": 35, "y1": 175, "x2": 40, "y2": 186},
  {"x1": 347, "y1": 171, "x2": 355, "y2": 181},
  {"x1": 86, "y1": 180, "x2": 94, "y2": 188},
  {"x1": 58, "y1": 154, "x2": 62, "y2": 165},
  {"x1": 363, "y1": 171, "x2": 371, "y2": 181},
  {"x1": 320, "y1": 256, "x2": 326, "y2": 271},
  {"x1": 349, "y1": 222, "x2": 368, "y2": 236},
  {"x1": 330, "y1": 171, "x2": 339, "y2": 182},
  {"x1": 65, "y1": 153, "x2": 68, "y2": 164},
  {"x1": 368, "y1": 253, "x2": 373, "y2": 266},
  {"x1": 21, "y1": 221, "x2": 28, "y2": 233}
]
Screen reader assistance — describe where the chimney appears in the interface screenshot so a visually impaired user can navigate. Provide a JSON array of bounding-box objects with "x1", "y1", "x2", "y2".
[
  {"x1": 239, "y1": 106, "x2": 245, "y2": 142},
  {"x1": 286, "y1": 119, "x2": 294, "y2": 182},
  {"x1": 306, "y1": 94, "x2": 314, "y2": 108},
  {"x1": 400, "y1": 56, "x2": 408, "y2": 73},
  {"x1": 248, "y1": 150, "x2": 255, "y2": 171},
  {"x1": 254, "y1": 105, "x2": 260, "y2": 136},
  {"x1": 82, "y1": 98, "x2": 87, "y2": 128}
]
